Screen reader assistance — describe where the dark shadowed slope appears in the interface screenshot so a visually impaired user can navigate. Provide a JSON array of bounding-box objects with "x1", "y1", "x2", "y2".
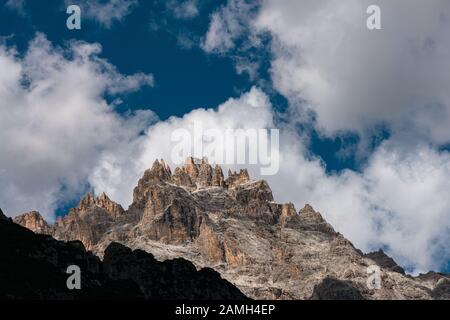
[
  {"x1": 0, "y1": 212, "x2": 247, "y2": 300},
  {"x1": 11, "y1": 158, "x2": 450, "y2": 300}
]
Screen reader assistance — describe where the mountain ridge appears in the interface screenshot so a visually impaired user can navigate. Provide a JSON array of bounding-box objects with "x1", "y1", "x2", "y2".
[{"x1": 13, "y1": 157, "x2": 450, "y2": 300}]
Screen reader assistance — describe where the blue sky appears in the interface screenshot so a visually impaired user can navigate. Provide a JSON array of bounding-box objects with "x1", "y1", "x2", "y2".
[
  {"x1": 0, "y1": 0, "x2": 360, "y2": 173},
  {"x1": 0, "y1": 0, "x2": 253, "y2": 118},
  {"x1": 1, "y1": 0, "x2": 449, "y2": 273}
]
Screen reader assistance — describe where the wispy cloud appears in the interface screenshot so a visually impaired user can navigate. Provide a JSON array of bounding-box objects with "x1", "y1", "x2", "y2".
[
  {"x1": 201, "y1": 0, "x2": 259, "y2": 53},
  {"x1": 170, "y1": 0, "x2": 199, "y2": 20},
  {"x1": 5, "y1": 0, "x2": 26, "y2": 15}
]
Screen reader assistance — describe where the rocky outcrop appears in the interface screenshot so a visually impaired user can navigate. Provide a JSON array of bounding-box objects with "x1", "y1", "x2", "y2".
[
  {"x1": 0, "y1": 216, "x2": 246, "y2": 300},
  {"x1": 212, "y1": 165, "x2": 226, "y2": 187},
  {"x1": 415, "y1": 272, "x2": 450, "y2": 300},
  {"x1": 13, "y1": 211, "x2": 52, "y2": 235},
  {"x1": 0, "y1": 208, "x2": 7, "y2": 220},
  {"x1": 431, "y1": 278, "x2": 450, "y2": 300},
  {"x1": 49, "y1": 193, "x2": 128, "y2": 251},
  {"x1": 72, "y1": 192, "x2": 125, "y2": 219},
  {"x1": 149, "y1": 157, "x2": 251, "y2": 190},
  {"x1": 144, "y1": 198, "x2": 201, "y2": 244},
  {"x1": 298, "y1": 204, "x2": 337, "y2": 234},
  {"x1": 364, "y1": 249, "x2": 405, "y2": 274},
  {"x1": 13, "y1": 158, "x2": 450, "y2": 300}
]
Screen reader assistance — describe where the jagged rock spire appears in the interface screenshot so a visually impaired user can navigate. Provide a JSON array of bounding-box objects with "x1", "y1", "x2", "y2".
[
  {"x1": 184, "y1": 157, "x2": 200, "y2": 180},
  {"x1": 226, "y1": 169, "x2": 251, "y2": 188},
  {"x1": 299, "y1": 204, "x2": 336, "y2": 235},
  {"x1": 74, "y1": 191, "x2": 125, "y2": 218},
  {"x1": 364, "y1": 249, "x2": 406, "y2": 274},
  {"x1": 13, "y1": 211, "x2": 51, "y2": 234},
  {"x1": 212, "y1": 165, "x2": 225, "y2": 187},
  {"x1": 148, "y1": 159, "x2": 172, "y2": 181},
  {"x1": 79, "y1": 192, "x2": 96, "y2": 209},
  {"x1": 279, "y1": 203, "x2": 297, "y2": 221},
  {"x1": 299, "y1": 204, "x2": 326, "y2": 224},
  {"x1": 197, "y1": 160, "x2": 214, "y2": 187},
  {"x1": 138, "y1": 157, "x2": 255, "y2": 190},
  {"x1": 173, "y1": 157, "x2": 226, "y2": 188}
]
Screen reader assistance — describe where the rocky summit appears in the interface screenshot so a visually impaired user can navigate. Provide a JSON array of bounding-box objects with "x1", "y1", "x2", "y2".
[{"x1": 14, "y1": 157, "x2": 450, "y2": 300}]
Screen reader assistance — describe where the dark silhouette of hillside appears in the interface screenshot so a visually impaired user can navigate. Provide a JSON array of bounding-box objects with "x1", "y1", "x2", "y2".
[{"x1": 0, "y1": 210, "x2": 247, "y2": 300}]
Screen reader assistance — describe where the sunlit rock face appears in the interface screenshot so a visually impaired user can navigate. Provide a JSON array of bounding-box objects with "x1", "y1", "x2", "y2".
[
  {"x1": 13, "y1": 211, "x2": 52, "y2": 235},
  {"x1": 14, "y1": 158, "x2": 450, "y2": 300}
]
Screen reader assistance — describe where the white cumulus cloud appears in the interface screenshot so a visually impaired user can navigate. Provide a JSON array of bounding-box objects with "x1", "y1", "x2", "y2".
[
  {"x1": 0, "y1": 33, "x2": 155, "y2": 221},
  {"x1": 88, "y1": 86, "x2": 450, "y2": 273},
  {"x1": 170, "y1": 0, "x2": 199, "y2": 20},
  {"x1": 198, "y1": 0, "x2": 450, "y2": 272}
]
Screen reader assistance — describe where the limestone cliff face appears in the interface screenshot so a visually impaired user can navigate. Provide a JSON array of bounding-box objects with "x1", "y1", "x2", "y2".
[
  {"x1": 51, "y1": 193, "x2": 127, "y2": 251},
  {"x1": 73, "y1": 192, "x2": 125, "y2": 219},
  {"x1": 14, "y1": 158, "x2": 450, "y2": 300}
]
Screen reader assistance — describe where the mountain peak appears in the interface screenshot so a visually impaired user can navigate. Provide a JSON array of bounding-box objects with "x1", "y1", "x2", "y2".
[
  {"x1": 98, "y1": 192, "x2": 109, "y2": 201},
  {"x1": 226, "y1": 169, "x2": 251, "y2": 187},
  {"x1": 73, "y1": 192, "x2": 125, "y2": 219},
  {"x1": 364, "y1": 249, "x2": 406, "y2": 274},
  {"x1": 11, "y1": 158, "x2": 450, "y2": 300},
  {"x1": 298, "y1": 204, "x2": 337, "y2": 234},
  {"x1": 79, "y1": 192, "x2": 95, "y2": 208},
  {"x1": 299, "y1": 204, "x2": 325, "y2": 224},
  {"x1": 140, "y1": 158, "x2": 253, "y2": 191},
  {"x1": 13, "y1": 211, "x2": 51, "y2": 235},
  {"x1": 133, "y1": 159, "x2": 170, "y2": 185},
  {"x1": 175, "y1": 157, "x2": 218, "y2": 187}
]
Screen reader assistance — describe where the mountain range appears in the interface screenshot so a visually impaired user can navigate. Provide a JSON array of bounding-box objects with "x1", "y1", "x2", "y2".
[{"x1": 6, "y1": 158, "x2": 450, "y2": 300}]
